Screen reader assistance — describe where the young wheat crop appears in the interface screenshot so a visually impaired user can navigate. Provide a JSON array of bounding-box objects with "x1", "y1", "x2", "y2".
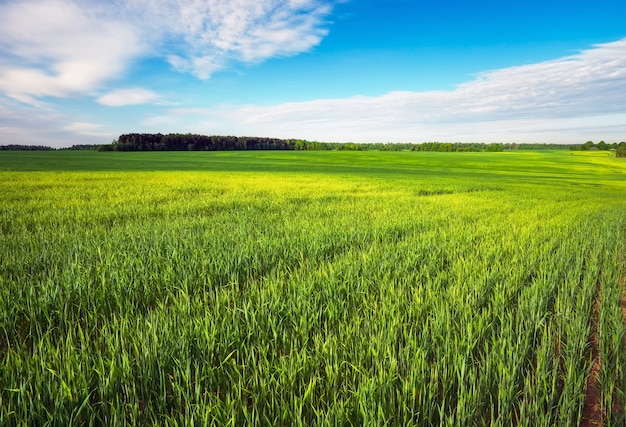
[{"x1": 0, "y1": 150, "x2": 624, "y2": 426}]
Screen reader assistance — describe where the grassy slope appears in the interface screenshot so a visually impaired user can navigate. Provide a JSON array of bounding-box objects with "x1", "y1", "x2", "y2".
[{"x1": 0, "y1": 150, "x2": 625, "y2": 425}]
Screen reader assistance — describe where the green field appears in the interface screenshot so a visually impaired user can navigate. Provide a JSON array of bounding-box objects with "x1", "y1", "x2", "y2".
[{"x1": 1, "y1": 150, "x2": 625, "y2": 426}]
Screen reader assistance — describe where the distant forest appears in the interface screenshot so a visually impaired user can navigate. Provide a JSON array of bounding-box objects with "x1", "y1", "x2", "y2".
[
  {"x1": 2, "y1": 134, "x2": 625, "y2": 155},
  {"x1": 0, "y1": 144, "x2": 55, "y2": 151},
  {"x1": 97, "y1": 133, "x2": 597, "y2": 152}
]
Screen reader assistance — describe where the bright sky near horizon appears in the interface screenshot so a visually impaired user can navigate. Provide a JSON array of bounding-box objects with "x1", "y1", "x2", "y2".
[{"x1": 1, "y1": 0, "x2": 626, "y2": 147}]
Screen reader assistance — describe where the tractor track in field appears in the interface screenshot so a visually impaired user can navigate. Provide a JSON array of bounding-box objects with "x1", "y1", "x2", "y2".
[
  {"x1": 581, "y1": 252, "x2": 626, "y2": 427},
  {"x1": 618, "y1": 244, "x2": 626, "y2": 425},
  {"x1": 580, "y1": 286, "x2": 602, "y2": 427}
]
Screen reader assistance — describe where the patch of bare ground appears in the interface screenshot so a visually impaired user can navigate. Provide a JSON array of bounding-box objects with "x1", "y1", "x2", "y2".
[
  {"x1": 618, "y1": 277, "x2": 626, "y2": 422},
  {"x1": 618, "y1": 258, "x2": 626, "y2": 424},
  {"x1": 580, "y1": 284, "x2": 603, "y2": 427},
  {"x1": 581, "y1": 247, "x2": 626, "y2": 427}
]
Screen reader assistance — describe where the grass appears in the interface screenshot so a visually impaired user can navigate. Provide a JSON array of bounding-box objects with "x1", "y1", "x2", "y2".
[{"x1": 0, "y1": 150, "x2": 625, "y2": 425}]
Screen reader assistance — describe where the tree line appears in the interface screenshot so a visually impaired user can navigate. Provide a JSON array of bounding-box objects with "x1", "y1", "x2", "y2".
[
  {"x1": 100, "y1": 134, "x2": 295, "y2": 151},
  {"x1": 572, "y1": 140, "x2": 626, "y2": 157},
  {"x1": 98, "y1": 134, "x2": 579, "y2": 152},
  {"x1": 2, "y1": 136, "x2": 624, "y2": 154},
  {"x1": 0, "y1": 144, "x2": 55, "y2": 151}
]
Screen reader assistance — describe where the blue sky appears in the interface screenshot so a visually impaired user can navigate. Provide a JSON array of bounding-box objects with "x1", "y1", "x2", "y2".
[{"x1": 1, "y1": 0, "x2": 626, "y2": 147}]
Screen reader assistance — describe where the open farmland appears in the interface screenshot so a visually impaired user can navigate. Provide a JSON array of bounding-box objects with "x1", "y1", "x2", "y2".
[{"x1": 0, "y1": 150, "x2": 625, "y2": 426}]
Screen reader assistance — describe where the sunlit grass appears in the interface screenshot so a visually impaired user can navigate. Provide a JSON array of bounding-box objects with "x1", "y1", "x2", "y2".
[{"x1": 1, "y1": 151, "x2": 624, "y2": 425}]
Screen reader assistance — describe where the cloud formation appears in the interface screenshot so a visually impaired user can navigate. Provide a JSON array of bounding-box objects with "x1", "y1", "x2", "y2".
[
  {"x1": 165, "y1": 39, "x2": 626, "y2": 143},
  {"x1": 62, "y1": 122, "x2": 114, "y2": 137},
  {"x1": 97, "y1": 88, "x2": 161, "y2": 107},
  {"x1": 0, "y1": 0, "x2": 624, "y2": 147},
  {"x1": 137, "y1": 0, "x2": 335, "y2": 78},
  {"x1": 0, "y1": 0, "x2": 144, "y2": 105},
  {"x1": 0, "y1": 0, "x2": 337, "y2": 106}
]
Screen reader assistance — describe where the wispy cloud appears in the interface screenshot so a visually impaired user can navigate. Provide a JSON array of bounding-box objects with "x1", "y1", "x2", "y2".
[
  {"x1": 131, "y1": 0, "x2": 336, "y2": 79},
  {"x1": 0, "y1": 0, "x2": 337, "y2": 147},
  {"x1": 0, "y1": 0, "x2": 144, "y2": 104},
  {"x1": 0, "y1": 0, "x2": 337, "y2": 104},
  {"x1": 96, "y1": 88, "x2": 161, "y2": 107},
  {"x1": 62, "y1": 122, "x2": 114, "y2": 138},
  {"x1": 164, "y1": 39, "x2": 626, "y2": 143},
  {"x1": 0, "y1": 103, "x2": 78, "y2": 146},
  {"x1": 1, "y1": 0, "x2": 625, "y2": 147}
]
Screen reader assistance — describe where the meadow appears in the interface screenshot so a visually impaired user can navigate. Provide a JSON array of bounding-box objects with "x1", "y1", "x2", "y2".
[{"x1": 0, "y1": 150, "x2": 625, "y2": 426}]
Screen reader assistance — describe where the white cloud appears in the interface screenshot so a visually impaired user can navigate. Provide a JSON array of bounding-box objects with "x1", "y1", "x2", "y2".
[
  {"x1": 0, "y1": 0, "x2": 338, "y2": 147},
  {"x1": 163, "y1": 39, "x2": 626, "y2": 143},
  {"x1": 0, "y1": 0, "x2": 145, "y2": 104},
  {"x1": 97, "y1": 88, "x2": 161, "y2": 107},
  {"x1": 62, "y1": 122, "x2": 113, "y2": 137},
  {"x1": 0, "y1": 0, "x2": 337, "y2": 105},
  {"x1": 0, "y1": 104, "x2": 99, "y2": 147},
  {"x1": 134, "y1": 0, "x2": 335, "y2": 79},
  {"x1": 0, "y1": 99, "x2": 116, "y2": 147},
  {"x1": 1, "y1": 0, "x2": 625, "y2": 147}
]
